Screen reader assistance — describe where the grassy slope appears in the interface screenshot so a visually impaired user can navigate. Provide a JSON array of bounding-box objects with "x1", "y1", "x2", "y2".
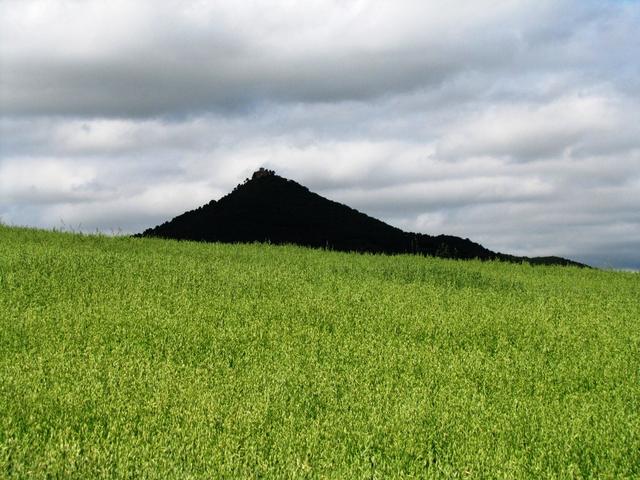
[{"x1": 0, "y1": 225, "x2": 639, "y2": 479}]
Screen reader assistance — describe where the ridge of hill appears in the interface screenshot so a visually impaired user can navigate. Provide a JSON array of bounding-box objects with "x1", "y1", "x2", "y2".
[{"x1": 138, "y1": 169, "x2": 585, "y2": 267}]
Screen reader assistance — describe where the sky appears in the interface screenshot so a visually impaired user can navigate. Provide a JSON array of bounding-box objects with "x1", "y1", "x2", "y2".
[{"x1": 1, "y1": 0, "x2": 639, "y2": 269}]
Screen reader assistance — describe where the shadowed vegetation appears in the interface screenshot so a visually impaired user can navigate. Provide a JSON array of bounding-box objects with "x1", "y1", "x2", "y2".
[{"x1": 139, "y1": 169, "x2": 586, "y2": 267}]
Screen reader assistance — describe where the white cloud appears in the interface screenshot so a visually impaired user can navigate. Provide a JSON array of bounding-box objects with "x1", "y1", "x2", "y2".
[
  {"x1": 436, "y1": 93, "x2": 626, "y2": 161},
  {"x1": 0, "y1": 158, "x2": 100, "y2": 204}
]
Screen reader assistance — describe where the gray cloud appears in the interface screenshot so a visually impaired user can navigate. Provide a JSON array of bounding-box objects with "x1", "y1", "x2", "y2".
[
  {"x1": 1, "y1": 0, "x2": 639, "y2": 269},
  {"x1": 2, "y1": 0, "x2": 629, "y2": 116}
]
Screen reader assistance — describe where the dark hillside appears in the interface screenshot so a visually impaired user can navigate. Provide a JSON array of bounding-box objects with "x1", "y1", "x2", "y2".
[{"x1": 138, "y1": 169, "x2": 585, "y2": 267}]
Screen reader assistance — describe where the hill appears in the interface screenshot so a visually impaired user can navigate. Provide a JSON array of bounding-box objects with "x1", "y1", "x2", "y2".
[
  {"x1": 0, "y1": 225, "x2": 637, "y2": 478},
  {"x1": 138, "y1": 169, "x2": 585, "y2": 267}
]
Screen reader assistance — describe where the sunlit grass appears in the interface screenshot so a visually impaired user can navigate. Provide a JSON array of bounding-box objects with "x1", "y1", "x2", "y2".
[{"x1": 1, "y1": 225, "x2": 639, "y2": 478}]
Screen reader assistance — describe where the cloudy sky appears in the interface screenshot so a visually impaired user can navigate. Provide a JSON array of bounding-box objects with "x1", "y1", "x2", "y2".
[{"x1": 1, "y1": 0, "x2": 639, "y2": 269}]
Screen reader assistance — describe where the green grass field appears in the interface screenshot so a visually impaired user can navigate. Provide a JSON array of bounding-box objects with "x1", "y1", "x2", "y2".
[{"x1": 1, "y1": 225, "x2": 639, "y2": 479}]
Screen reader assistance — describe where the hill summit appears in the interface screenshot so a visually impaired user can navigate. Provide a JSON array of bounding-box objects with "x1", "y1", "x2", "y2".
[{"x1": 138, "y1": 169, "x2": 584, "y2": 267}]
